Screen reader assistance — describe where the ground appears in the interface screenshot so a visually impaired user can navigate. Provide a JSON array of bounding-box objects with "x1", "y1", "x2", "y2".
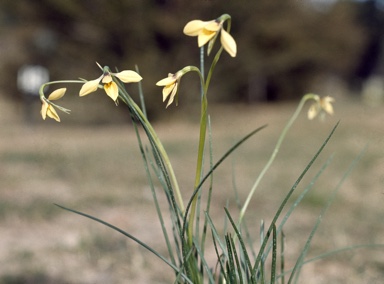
[{"x1": 0, "y1": 95, "x2": 383, "y2": 283}]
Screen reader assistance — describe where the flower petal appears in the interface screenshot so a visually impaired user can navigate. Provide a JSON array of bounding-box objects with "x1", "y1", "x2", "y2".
[
  {"x1": 204, "y1": 21, "x2": 221, "y2": 32},
  {"x1": 321, "y1": 96, "x2": 335, "y2": 115},
  {"x1": 102, "y1": 74, "x2": 113, "y2": 83},
  {"x1": 114, "y1": 70, "x2": 142, "y2": 83},
  {"x1": 183, "y1": 20, "x2": 207, "y2": 36},
  {"x1": 48, "y1": 88, "x2": 66, "y2": 101},
  {"x1": 41, "y1": 100, "x2": 48, "y2": 120},
  {"x1": 166, "y1": 83, "x2": 178, "y2": 108},
  {"x1": 162, "y1": 84, "x2": 175, "y2": 101},
  {"x1": 79, "y1": 77, "x2": 101, "y2": 96},
  {"x1": 220, "y1": 29, "x2": 237, "y2": 57},
  {"x1": 104, "y1": 81, "x2": 119, "y2": 101},
  {"x1": 47, "y1": 105, "x2": 60, "y2": 122},
  {"x1": 307, "y1": 103, "x2": 319, "y2": 120},
  {"x1": 198, "y1": 29, "x2": 217, "y2": 47},
  {"x1": 156, "y1": 76, "x2": 177, "y2": 86}
]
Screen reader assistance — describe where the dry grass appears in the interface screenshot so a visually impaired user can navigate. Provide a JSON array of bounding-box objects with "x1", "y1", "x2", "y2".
[{"x1": 0, "y1": 95, "x2": 383, "y2": 283}]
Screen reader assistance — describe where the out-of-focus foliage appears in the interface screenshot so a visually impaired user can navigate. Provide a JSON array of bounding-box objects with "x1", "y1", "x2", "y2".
[{"x1": 0, "y1": 0, "x2": 382, "y2": 118}]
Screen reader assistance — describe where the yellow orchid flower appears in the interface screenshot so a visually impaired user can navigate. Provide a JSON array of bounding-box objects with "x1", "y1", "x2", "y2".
[
  {"x1": 40, "y1": 88, "x2": 67, "y2": 122},
  {"x1": 79, "y1": 64, "x2": 142, "y2": 102},
  {"x1": 156, "y1": 73, "x2": 181, "y2": 108},
  {"x1": 308, "y1": 95, "x2": 335, "y2": 120},
  {"x1": 183, "y1": 16, "x2": 237, "y2": 57}
]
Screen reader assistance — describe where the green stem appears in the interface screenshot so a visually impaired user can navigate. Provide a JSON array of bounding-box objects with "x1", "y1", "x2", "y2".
[
  {"x1": 188, "y1": 89, "x2": 208, "y2": 245},
  {"x1": 187, "y1": 45, "x2": 224, "y2": 246},
  {"x1": 39, "y1": 80, "x2": 84, "y2": 98},
  {"x1": 238, "y1": 94, "x2": 315, "y2": 226},
  {"x1": 119, "y1": 87, "x2": 185, "y2": 213}
]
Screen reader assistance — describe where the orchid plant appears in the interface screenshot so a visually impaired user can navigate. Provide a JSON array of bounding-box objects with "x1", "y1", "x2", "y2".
[{"x1": 38, "y1": 13, "x2": 380, "y2": 284}]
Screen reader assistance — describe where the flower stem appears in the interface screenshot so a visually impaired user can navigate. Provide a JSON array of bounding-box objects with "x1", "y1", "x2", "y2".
[
  {"x1": 238, "y1": 94, "x2": 315, "y2": 226},
  {"x1": 120, "y1": 88, "x2": 185, "y2": 213},
  {"x1": 39, "y1": 80, "x2": 84, "y2": 99},
  {"x1": 188, "y1": 52, "x2": 208, "y2": 246}
]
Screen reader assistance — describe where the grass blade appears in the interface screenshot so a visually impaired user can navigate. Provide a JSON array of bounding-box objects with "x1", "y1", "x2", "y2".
[
  {"x1": 270, "y1": 224, "x2": 277, "y2": 284},
  {"x1": 288, "y1": 145, "x2": 368, "y2": 283},
  {"x1": 252, "y1": 122, "x2": 339, "y2": 276},
  {"x1": 55, "y1": 204, "x2": 192, "y2": 284},
  {"x1": 224, "y1": 207, "x2": 255, "y2": 283},
  {"x1": 131, "y1": 119, "x2": 177, "y2": 266},
  {"x1": 280, "y1": 231, "x2": 286, "y2": 284},
  {"x1": 264, "y1": 154, "x2": 335, "y2": 259},
  {"x1": 225, "y1": 234, "x2": 237, "y2": 283},
  {"x1": 183, "y1": 125, "x2": 267, "y2": 240},
  {"x1": 193, "y1": 238, "x2": 215, "y2": 283},
  {"x1": 230, "y1": 235, "x2": 244, "y2": 284}
]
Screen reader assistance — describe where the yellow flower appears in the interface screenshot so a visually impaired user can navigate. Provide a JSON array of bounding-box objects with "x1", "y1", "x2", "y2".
[
  {"x1": 308, "y1": 95, "x2": 335, "y2": 120},
  {"x1": 79, "y1": 65, "x2": 142, "y2": 102},
  {"x1": 156, "y1": 73, "x2": 181, "y2": 108},
  {"x1": 40, "y1": 88, "x2": 67, "y2": 122},
  {"x1": 183, "y1": 18, "x2": 237, "y2": 57}
]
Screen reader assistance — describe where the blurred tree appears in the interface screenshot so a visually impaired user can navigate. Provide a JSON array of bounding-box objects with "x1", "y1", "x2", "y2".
[
  {"x1": 350, "y1": 0, "x2": 384, "y2": 93},
  {"x1": 0, "y1": 0, "x2": 373, "y2": 121}
]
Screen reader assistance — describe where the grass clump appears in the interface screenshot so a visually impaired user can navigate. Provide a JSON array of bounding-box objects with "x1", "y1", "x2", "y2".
[{"x1": 36, "y1": 12, "x2": 384, "y2": 283}]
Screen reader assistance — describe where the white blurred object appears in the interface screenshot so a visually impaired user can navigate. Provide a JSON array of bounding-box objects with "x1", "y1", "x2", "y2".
[
  {"x1": 362, "y1": 76, "x2": 384, "y2": 106},
  {"x1": 17, "y1": 65, "x2": 49, "y2": 95}
]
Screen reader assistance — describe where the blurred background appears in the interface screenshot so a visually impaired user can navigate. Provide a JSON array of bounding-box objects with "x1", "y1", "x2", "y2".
[
  {"x1": 1, "y1": 0, "x2": 384, "y2": 283},
  {"x1": 1, "y1": 0, "x2": 384, "y2": 121}
]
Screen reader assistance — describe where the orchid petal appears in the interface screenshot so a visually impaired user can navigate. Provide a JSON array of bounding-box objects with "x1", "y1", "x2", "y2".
[
  {"x1": 162, "y1": 84, "x2": 175, "y2": 101},
  {"x1": 166, "y1": 84, "x2": 178, "y2": 108},
  {"x1": 114, "y1": 70, "x2": 142, "y2": 83},
  {"x1": 220, "y1": 29, "x2": 237, "y2": 57},
  {"x1": 41, "y1": 100, "x2": 48, "y2": 120},
  {"x1": 104, "y1": 81, "x2": 119, "y2": 101},
  {"x1": 183, "y1": 20, "x2": 207, "y2": 36},
  {"x1": 321, "y1": 96, "x2": 335, "y2": 115},
  {"x1": 204, "y1": 21, "x2": 221, "y2": 32},
  {"x1": 102, "y1": 74, "x2": 113, "y2": 83},
  {"x1": 79, "y1": 77, "x2": 102, "y2": 96},
  {"x1": 198, "y1": 29, "x2": 217, "y2": 47},
  {"x1": 307, "y1": 103, "x2": 319, "y2": 120},
  {"x1": 48, "y1": 88, "x2": 66, "y2": 101},
  {"x1": 156, "y1": 76, "x2": 177, "y2": 86},
  {"x1": 46, "y1": 105, "x2": 61, "y2": 122}
]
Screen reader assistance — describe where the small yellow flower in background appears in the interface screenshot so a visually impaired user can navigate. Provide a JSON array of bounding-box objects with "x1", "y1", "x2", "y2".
[
  {"x1": 183, "y1": 16, "x2": 237, "y2": 57},
  {"x1": 308, "y1": 95, "x2": 335, "y2": 120},
  {"x1": 79, "y1": 64, "x2": 142, "y2": 102},
  {"x1": 40, "y1": 88, "x2": 67, "y2": 122},
  {"x1": 156, "y1": 73, "x2": 181, "y2": 108}
]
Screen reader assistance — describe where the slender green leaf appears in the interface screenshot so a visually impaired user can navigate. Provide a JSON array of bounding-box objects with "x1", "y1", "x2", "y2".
[
  {"x1": 270, "y1": 224, "x2": 277, "y2": 284},
  {"x1": 229, "y1": 236, "x2": 243, "y2": 284},
  {"x1": 280, "y1": 231, "x2": 286, "y2": 284},
  {"x1": 224, "y1": 207, "x2": 254, "y2": 282},
  {"x1": 264, "y1": 154, "x2": 335, "y2": 259},
  {"x1": 288, "y1": 145, "x2": 368, "y2": 284},
  {"x1": 212, "y1": 229, "x2": 229, "y2": 283},
  {"x1": 226, "y1": 234, "x2": 236, "y2": 283},
  {"x1": 55, "y1": 204, "x2": 192, "y2": 284},
  {"x1": 183, "y1": 125, "x2": 267, "y2": 241},
  {"x1": 193, "y1": 238, "x2": 215, "y2": 284},
  {"x1": 304, "y1": 244, "x2": 384, "y2": 265},
  {"x1": 252, "y1": 122, "x2": 339, "y2": 276},
  {"x1": 132, "y1": 119, "x2": 176, "y2": 266}
]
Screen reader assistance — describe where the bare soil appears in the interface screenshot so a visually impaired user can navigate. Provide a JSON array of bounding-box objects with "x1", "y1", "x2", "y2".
[{"x1": 0, "y1": 96, "x2": 383, "y2": 283}]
